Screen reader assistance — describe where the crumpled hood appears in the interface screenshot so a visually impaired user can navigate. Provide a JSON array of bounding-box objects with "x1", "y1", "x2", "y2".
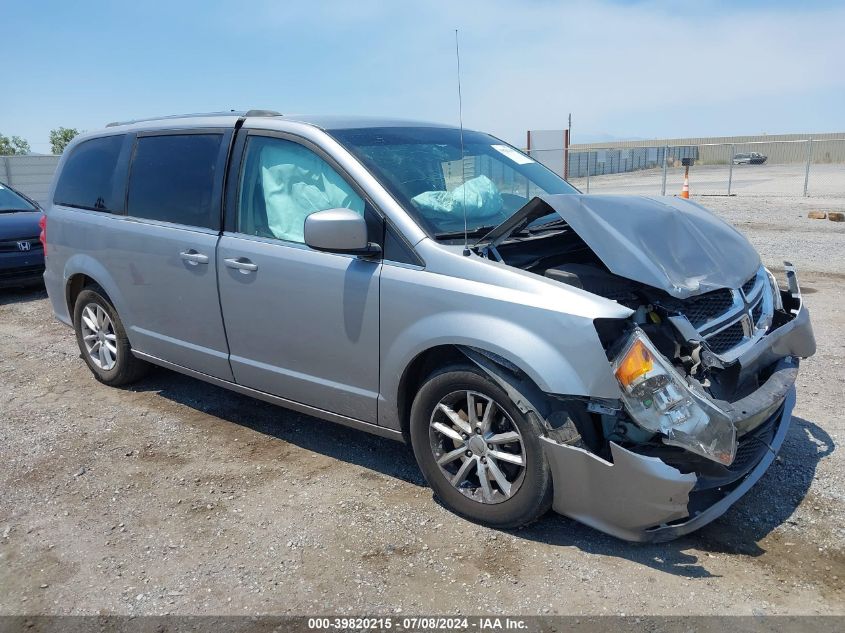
[
  {"x1": 0, "y1": 211, "x2": 42, "y2": 241},
  {"x1": 539, "y1": 194, "x2": 760, "y2": 299}
]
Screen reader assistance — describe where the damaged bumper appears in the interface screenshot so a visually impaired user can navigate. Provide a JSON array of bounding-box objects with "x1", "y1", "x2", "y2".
[
  {"x1": 731, "y1": 265, "x2": 816, "y2": 379},
  {"x1": 541, "y1": 269, "x2": 814, "y2": 542},
  {"x1": 541, "y1": 386, "x2": 794, "y2": 542}
]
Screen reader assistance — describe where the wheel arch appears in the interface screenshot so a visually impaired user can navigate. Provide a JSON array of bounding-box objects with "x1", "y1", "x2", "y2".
[
  {"x1": 66, "y1": 273, "x2": 112, "y2": 315},
  {"x1": 382, "y1": 310, "x2": 621, "y2": 435},
  {"x1": 396, "y1": 344, "x2": 466, "y2": 442},
  {"x1": 62, "y1": 255, "x2": 131, "y2": 337},
  {"x1": 395, "y1": 343, "x2": 562, "y2": 444}
]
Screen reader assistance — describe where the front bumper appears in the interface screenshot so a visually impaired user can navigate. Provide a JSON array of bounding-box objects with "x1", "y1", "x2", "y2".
[
  {"x1": 0, "y1": 249, "x2": 45, "y2": 288},
  {"x1": 541, "y1": 268, "x2": 814, "y2": 542},
  {"x1": 541, "y1": 387, "x2": 794, "y2": 542}
]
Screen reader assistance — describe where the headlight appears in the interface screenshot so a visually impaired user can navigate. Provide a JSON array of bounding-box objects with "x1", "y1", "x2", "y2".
[{"x1": 612, "y1": 329, "x2": 737, "y2": 465}]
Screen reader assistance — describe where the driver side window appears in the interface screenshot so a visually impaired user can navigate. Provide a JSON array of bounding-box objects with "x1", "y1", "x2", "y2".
[{"x1": 237, "y1": 136, "x2": 365, "y2": 244}]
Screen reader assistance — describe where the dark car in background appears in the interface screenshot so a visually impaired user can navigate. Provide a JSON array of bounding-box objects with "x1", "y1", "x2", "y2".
[
  {"x1": 733, "y1": 152, "x2": 768, "y2": 165},
  {"x1": 0, "y1": 181, "x2": 45, "y2": 288}
]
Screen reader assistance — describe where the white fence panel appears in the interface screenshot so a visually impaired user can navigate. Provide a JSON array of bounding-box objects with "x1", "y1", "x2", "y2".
[{"x1": 2, "y1": 155, "x2": 61, "y2": 206}]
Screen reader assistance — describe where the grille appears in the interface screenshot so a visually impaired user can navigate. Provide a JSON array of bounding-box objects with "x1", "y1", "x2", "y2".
[
  {"x1": 741, "y1": 274, "x2": 758, "y2": 296},
  {"x1": 0, "y1": 264, "x2": 44, "y2": 279},
  {"x1": 678, "y1": 289, "x2": 734, "y2": 327},
  {"x1": 751, "y1": 299, "x2": 763, "y2": 323},
  {"x1": 659, "y1": 266, "x2": 768, "y2": 358},
  {"x1": 707, "y1": 321, "x2": 745, "y2": 354},
  {"x1": 731, "y1": 414, "x2": 777, "y2": 473},
  {"x1": 0, "y1": 237, "x2": 41, "y2": 253}
]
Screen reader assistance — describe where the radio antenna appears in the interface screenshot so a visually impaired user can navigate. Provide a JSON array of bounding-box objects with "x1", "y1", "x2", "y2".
[{"x1": 455, "y1": 29, "x2": 470, "y2": 256}]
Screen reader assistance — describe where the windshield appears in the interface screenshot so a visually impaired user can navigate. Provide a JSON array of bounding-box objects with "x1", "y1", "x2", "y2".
[
  {"x1": 0, "y1": 183, "x2": 37, "y2": 212},
  {"x1": 328, "y1": 127, "x2": 577, "y2": 237}
]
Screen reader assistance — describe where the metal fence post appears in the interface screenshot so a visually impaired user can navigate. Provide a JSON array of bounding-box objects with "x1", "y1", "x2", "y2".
[
  {"x1": 803, "y1": 139, "x2": 813, "y2": 197},
  {"x1": 727, "y1": 144, "x2": 734, "y2": 196},
  {"x1": 660, "y1": 145, "x2": 668, "y2": 195},
  {"x1": 585, "y1": 153, "x2": 590, "y2": 193}
]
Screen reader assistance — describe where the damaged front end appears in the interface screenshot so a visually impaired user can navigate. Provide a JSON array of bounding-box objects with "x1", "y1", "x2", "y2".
[
  {"x1": 539, "y1": 266, "x2": 814, "y2": 542},
  {"x1": 474, "y1": 195, "x2": 816, "y2": 541}
]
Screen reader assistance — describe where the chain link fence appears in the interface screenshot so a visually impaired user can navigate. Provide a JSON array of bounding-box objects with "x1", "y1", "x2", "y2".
[{"x1": 526, "y1": 136, "x2": 845, "y2": 198}]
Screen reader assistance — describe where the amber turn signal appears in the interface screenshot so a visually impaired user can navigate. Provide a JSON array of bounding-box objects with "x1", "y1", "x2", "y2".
[{"x1": 614, "y1": 339, "x2": 654, "y2": 387}]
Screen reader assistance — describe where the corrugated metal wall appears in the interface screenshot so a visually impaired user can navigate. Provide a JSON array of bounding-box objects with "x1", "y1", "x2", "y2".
[
  {"x1": 1, "y1": 155, "x2": 61, "y2": 206},
  {"x1": 571, "y1": 132, "x2": 845, "y2": 164},
  {"x1": 565, "y1": 146, "x2": 699, "y2": 178},
  {"x1": 572, "y1": 131, "x2": 845, "y2": 148}
]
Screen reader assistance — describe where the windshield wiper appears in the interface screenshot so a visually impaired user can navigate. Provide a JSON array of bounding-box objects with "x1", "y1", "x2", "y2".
[
  {"x1": 434, "y1": 225, "x2": 498, "y2": 240},
  {"x1": 518, "y1": 217, "x2": 568, "y2": 235},
  {"x1": 473, "y1": 197, "x2": 555, "y2": 248}
]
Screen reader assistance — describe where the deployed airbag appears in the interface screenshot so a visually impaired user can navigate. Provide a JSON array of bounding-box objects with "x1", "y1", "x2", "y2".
[
  {"x1": 260, "y1": 143, "x2": 364, "y2": 242},
  {"x1": 412, "y1": 175, "x2": 503, "y2": 220}
]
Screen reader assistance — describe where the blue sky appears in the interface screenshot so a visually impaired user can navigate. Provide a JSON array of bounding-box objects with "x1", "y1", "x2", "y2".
[{"x1": 2, "y1": 0, "x2": 843, "y2": 152}]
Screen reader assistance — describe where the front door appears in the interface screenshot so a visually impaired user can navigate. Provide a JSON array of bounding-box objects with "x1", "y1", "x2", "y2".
[{"x1": 217, "y1": 133, "x2": 381, "y2": 423}]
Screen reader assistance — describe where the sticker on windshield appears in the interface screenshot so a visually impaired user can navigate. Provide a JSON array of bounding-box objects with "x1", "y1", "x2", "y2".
[{"x1": 491, "y1": 144, "x2": 535, "y2": 165}]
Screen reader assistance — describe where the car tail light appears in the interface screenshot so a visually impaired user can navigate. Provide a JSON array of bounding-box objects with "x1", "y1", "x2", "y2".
[{"x1": 39, "y1": 213, "x2": 47, "y2": 256}]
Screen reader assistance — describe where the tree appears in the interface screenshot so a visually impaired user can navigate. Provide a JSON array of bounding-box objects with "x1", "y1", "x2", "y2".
[
  {"x1": 49, "y1": 127, "x2": 80, "y2": 154},
  {"x1": 0, "y1": 133, "x2": 31, "y2": 156}
]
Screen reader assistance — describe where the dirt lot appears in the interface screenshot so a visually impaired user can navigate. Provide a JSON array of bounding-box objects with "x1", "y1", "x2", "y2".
[{"x1": 1, "y1": 196, "x2": 843, "y2": 616}]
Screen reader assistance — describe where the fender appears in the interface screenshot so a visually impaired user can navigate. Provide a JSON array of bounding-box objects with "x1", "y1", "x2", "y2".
[
  {"x1": 457, "y1": 346, "x2": 554, "y2": 418},
  {"x1": 62, "y1": 253, "x2": 136, "y2": 344},
  {"x1": 377, "y1": 308, "x2": 623, "y2": 430},
  {"x1": 377, "y1": 239, "x2": 634, "y2": 431},
  {"x1": 456, "y1": 345, "x2": 602, "y2": 449}
]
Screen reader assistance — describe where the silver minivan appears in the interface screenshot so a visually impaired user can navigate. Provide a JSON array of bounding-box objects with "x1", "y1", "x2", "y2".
[{"x1": 43, "y1": 111, "x2": 815, "y2": 541}]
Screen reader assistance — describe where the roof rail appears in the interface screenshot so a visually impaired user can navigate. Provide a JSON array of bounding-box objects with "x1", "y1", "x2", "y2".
[
  {"x1": 244, "y1": 109, "x2": 282, "y2": 118},
  {"x1": 105, "y1": 109, "x2": 282, "y2": 128}
]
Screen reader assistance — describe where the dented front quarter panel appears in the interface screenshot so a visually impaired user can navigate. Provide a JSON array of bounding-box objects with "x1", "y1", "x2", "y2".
[{"x1": 376, "y1": 238, "x2": 633, "y2": 430}]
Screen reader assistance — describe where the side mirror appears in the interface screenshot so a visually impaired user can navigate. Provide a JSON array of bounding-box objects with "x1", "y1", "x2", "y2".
[{"x1": 304, "y1": 208, "x2": 381, "y2": 257}]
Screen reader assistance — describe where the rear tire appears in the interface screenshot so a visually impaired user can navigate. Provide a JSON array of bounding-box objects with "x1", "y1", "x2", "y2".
[
  {"x1": 410, "y1": 364, "x2": 553, "y2": 529},
  {"x1": 73, "y1": 286, "x2": 150, "y2": 386}
]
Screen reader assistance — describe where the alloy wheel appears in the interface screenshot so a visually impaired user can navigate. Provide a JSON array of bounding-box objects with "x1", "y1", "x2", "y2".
[
  {"x1": 80, "y1": 303, "x2": 118, "y2": 371},
  {"x1": 428, "y1": 390, "x2": 526, "y2": 504}
]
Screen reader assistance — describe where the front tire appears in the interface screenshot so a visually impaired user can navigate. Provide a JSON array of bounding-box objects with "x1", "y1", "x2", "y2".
[
  {"x1": 410, "y1": 365, "x2": 553, "y2": 529},
  {"x1": 73, "y1": 287, "x2": 150, "y2": 386}
]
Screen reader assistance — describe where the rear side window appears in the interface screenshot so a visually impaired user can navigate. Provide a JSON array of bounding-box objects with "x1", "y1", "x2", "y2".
[
  {"x1": 127, "y1": 134, "x2": 223, "y2": 229},
  {"x1": 54, "y1": 135, "x2": 126, "y2": 212}
]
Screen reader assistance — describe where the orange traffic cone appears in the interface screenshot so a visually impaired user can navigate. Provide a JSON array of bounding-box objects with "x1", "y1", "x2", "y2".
[{"x1": 680, "y1": 166, "x2": 690, "y2": 198}]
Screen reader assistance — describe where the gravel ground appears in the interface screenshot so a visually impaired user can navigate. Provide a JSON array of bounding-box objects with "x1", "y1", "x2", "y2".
[{"x1": 0, "y1": 196, "x2": 843, "y2": 616}]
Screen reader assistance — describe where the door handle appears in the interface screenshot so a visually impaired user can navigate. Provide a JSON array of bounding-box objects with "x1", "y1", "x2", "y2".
[
  {"x1": 180, "y1": 250, "x2": 209, "y2": 265},
  {"x1": 224, "y1": 257, "x2": 258, "y2": 272}
]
